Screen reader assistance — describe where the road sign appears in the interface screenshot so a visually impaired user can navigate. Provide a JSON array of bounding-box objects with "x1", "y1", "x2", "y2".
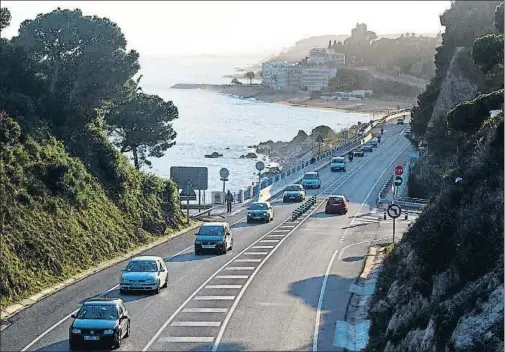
[
  {"x1": 220, "y1": 168, "x2": 229, "y2": 179},
  {"x1": 394, "y1": 176, "x2": 403, "y2": 186},
  {"x1": 315, "y1": 135, "x2": 324, "y2": 143},
  {"x1": 395, "y1": 165, "x2": 404, "y2": 176},
  {"x1": 256, "y1": 161, "x2": 265, "y2": 171},
  {"x1": 180, "y1": 182, "x2": 197, "y2": 201},
  {"x1": 170, "y1": 167, "x2": 208, "y2": 190},
  {"x1": 387, "y1": 204, "x2": 402, "y2": 218}
]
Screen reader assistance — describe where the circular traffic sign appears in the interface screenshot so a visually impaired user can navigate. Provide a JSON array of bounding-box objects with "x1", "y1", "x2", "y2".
[
  {"x1": 394, "y1": 176, "x2": 403, "y2": 186},
  {"x1": 395, "y1": 165, "x2": 404, "y2": 176},
  {"x1": 387, "y1": 204, "x2": 402, "y2": 218},
  {"x1": 255, "y1": 161, "x2": 265, "y2": 171},
  {"x1": 220, "y1": 168, "x2": 229, "y2": 179}
]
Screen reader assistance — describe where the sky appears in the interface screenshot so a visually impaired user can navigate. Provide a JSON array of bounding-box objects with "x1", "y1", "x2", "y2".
[{"x1": 2, "y1": 1, "x2": 452, "y2": 58}]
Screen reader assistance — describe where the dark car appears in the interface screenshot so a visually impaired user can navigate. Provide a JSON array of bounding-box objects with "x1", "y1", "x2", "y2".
[
  {"x1": 325, "y1": 195, "x2": 349, "y2": 215},
  {"x1": 397, "y1": 118, "x2": 405, "y2": 125},
  {"x1": 69, "y1": 298, "x2": 130, "y2": 350},
  {"x1": 353, "y1": 148, "x2": 364, "y2": 157},
  {"x1": 247, "y1": 201, "x2": 274, "y2": 223},
  {"x1": 363, "y1": 144, "x2": 373, "y2": 152}
]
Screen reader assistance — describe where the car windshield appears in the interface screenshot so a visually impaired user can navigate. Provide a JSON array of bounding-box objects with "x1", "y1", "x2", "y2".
[
  {"x1": 198, "y1": 225, "x2": 224, "y2": 236},
  {"x1": 77, "y1": 304, "x2": 118, "y2": 320},
  {"x1": 332, "y1": 158, "x2": 344, "y2": 163},
  {"x1": 285, "y1": 185, "x2": 301, "y2": 191},
  {"x1": 250, "y1": 203, "x2": 268, "y2": 210},
  {"x1": 125, "y1": 260, "x2": 157, "y2": 272},
  {"x1": 303, "y1": 173, "x2": 317, "y2": 180}
]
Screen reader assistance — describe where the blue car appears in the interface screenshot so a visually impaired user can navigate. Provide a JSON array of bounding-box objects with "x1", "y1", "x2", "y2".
[
  {"x1": 370, "y1": 139, "x2": 378, "y2": 148},
  {"x1": 301, "y1": 172, "x2": 321, "y2": 189},
  {"x1": 330, "y1": 156, "x2": 346, "y2": 172}
]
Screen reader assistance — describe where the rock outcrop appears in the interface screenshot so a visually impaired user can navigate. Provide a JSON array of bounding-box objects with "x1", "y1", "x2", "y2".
[{"x1": 204, "y1": 151, "x2": 223, "y2": 158}]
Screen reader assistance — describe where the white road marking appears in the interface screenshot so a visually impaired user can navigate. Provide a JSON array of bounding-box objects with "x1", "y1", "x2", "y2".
[
  {"x1": 182, "y1": 308, "x2": 228, "y2": 313},
  {"x1": 266, "y1": 234, "x2": 285, "y2": 237},
  {"x1": 194, "y1": 296, "x2": 235, "y2": 301},
  {"x1": 252, "y1": 245, "x2": 274, "y2": 249},
  {"x1": 215, "y1": 275, "x2": 249, "y2": 279},
  {"x1": 259, "y1": 239, "x2": 280, "y2": 243},
  {"x1": 243, "y1": 252, "x2": 268, "y2": 255},
  {"x1": 170, "y1": 321, "x2": 221, "y2": 327},
  {"x1": 234, "y1": 259, "x2": 262, "y2": 263},
  {"x1": 313, "y1": 141, "x2": 410, "y2": 352},
  {"x1": 272, "y1": 229, "x2": 291, "y2": 232},
  {"x1": 158, "y1": 337, "x2": 215, "y2": 343},
  {"x1": 224, "y1": 267, "x2": 255, "y2": 271},
  {"x1": 205, "y1": 285, "x2": 243, "y2": 289}
]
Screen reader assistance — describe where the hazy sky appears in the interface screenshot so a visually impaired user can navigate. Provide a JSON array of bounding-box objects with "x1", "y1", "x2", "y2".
[{"x1": 2, "y1": 1, "x2": 451, "y2": 57}]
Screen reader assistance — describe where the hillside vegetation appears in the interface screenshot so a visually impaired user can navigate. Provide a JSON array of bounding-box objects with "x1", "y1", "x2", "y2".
[
  {"x1": 0, "y1": 7, "x2": 185, "y2": 307},
  {"x1": 368, "y1": 2, "x2": 504, "y2": 351},
  {"x1": 268, "y1": 28, "x2": 439, "y2": 80}
]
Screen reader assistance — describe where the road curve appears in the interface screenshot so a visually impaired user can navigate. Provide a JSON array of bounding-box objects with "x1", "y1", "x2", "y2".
[{"x1": 0, "y1": 120, "x2": 408, "y2": 352}]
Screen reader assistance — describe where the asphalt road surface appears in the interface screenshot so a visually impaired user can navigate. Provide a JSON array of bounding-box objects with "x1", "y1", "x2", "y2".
[{"x1": 1, "y1": 119, "x2": 412, "y2": 352}]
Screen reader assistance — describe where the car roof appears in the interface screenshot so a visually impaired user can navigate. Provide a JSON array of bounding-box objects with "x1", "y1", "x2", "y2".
[
  {"x1": 201, "y1": 222, "x2": 227, "y2": 227},
  {"x1": 305, "y1": 172, "x2": 318, "y2": 175},
  {"x1": 84, "y1": 297, "x2": 122, "y2": 305},
  {"x1": 251, "y1": 201, "x2": 269, "y2": 205},
  {"x1": 328, "y1": 194, "x2": 346, "y2": 199},
  {"x1": 130, "y1": 256, "x2": 162, "y2": 261},
  {"x1": 287, "y1": 184, "x2": 302, "y2": 187}
]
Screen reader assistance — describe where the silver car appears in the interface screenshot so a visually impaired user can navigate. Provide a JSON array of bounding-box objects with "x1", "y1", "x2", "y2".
[{"x1": 119, "y1": 256, "x2": 168, "y2": 294}]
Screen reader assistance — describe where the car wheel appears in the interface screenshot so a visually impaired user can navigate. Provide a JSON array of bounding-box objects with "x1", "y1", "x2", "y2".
[
  {"x1": 283, "y1": 198, "x2": 287, "y2": 203},
  {"x1": 154, "y1": 281, "x2": 160, "y2": 295},
  {"x1": 222, "y1": 243, "x2": 228, "y2": 255},
  {"x1": 124, "y1": 320, "x2": 130, "y2": 338},
  {"x1": 344, "y1": 169, "x2": 347, "y2": 172},
  {"x1": 229, "y1": 238, "x2": 233, "y2": 250},
  {"x1": 113, "y1": 331, "x2": 122, "y2": 349},
  {"x1": 69, "y1": 340, "x2": 77, "y2": 351},
  {"x1": 247, "y1": 219, "x2": 251, "y2": 224},
  {"x1": 120, "y1": 288, "x2": 127, "y2": 295},
  {"x1": 163, "y1": 274, "x2": 168, "y2": 288},
  {"x1": 195, "y1": 248, "x2": 200, "y2": 256}
]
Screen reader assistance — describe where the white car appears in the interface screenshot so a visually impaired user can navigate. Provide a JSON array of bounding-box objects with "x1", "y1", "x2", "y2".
[{"x1": 119, "y1": 256, "x2": 168, "y2": 294}]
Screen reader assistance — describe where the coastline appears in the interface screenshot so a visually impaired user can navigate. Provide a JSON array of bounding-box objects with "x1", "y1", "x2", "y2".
[{"x1": 170, "y1": 83, "x2": 415, "y2": 115}]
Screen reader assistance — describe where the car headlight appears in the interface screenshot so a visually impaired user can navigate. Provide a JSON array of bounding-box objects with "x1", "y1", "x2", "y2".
[
  {"x1": 262, "y1": 212, "x2": 268, "y2": 215},
  {"x1": 71, "y1": 328, "x2": 81, "y2": 334},
  {"x1": 120, "y1": 277, "x2": 126, "y2": 284},
  {"x1": 146, "y1": 278, "x2": 156, "y2": 283},
  {"x1": 103, "y1": 329, "x2": 115, "y2": 335},
  {"x1": 195, "y1": 240, "x2": 201, "y2": 244},
  {"x1": 247, "y1": 213, "x2": 253, "y2": 217}
]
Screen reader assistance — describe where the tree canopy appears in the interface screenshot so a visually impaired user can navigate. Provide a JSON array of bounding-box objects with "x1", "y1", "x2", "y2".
[{"x1": 107, "y1": 93, "x2": 179, "y2": 169}]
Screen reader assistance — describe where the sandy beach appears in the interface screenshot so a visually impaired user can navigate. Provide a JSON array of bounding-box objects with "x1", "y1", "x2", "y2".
[{"x1": 205, "y1": 84, "x2": 416, "y2": 115}]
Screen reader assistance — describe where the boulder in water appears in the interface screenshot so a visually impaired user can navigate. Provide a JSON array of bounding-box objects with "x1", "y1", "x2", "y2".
[{"x1": 205, "y1": 152, "x2": 223, "y2": 158}]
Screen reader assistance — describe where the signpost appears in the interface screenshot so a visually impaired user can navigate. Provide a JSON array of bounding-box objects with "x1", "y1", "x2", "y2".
[
  {"x1": 394, "y1": 176, "x2": 403, "y2": 187},
  {"x1": 387, "y1": 203, "x2": 402, "y2": 244},
  {"x1": 220, "y1": 168, "x2": 229, "y2": 205},
  {"x1": 256, "y1": 161, "x2": 265, "y2": 200},
  {"x1": 170, "y1": 166, "x2": 208, "y2": 223},
  {"x1": 316, "y1": 135, "x2": 324, "y2": 155}
]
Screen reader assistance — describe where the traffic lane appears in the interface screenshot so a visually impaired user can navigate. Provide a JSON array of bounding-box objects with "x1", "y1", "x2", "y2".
[
  {"x1": 217, "y1": 142, "x2": 395, "y2": 350},
  {"x1": 25, "y1": 201, "x2": 302, "y2": 352},
  {"x1": 1, "y1": 207, "x2": 255, "y2": 352}
]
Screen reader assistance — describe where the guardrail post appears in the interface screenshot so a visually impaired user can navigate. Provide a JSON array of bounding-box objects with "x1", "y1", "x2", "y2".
[
  {"x1": 383, "y1": 212, "x2": 387, "y2": 220},
  {"x1": 405, "y1": 209, "x2": 408, "y2": 220}
]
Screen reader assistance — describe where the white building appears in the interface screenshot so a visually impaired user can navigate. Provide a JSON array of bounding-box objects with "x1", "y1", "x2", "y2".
[
  {"x1": 301, "y1": 65, "x2": 338, "y2": 92},
  {"x1": 307, "y1": 48, "x2": 345, "y2": 66},
  {"x1": 262, "y1": 61, "x2": 301, "y2": 91}
]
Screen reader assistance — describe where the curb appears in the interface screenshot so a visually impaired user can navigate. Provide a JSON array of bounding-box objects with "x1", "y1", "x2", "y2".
[
  {"x1": 0, "y1": 221, "x2": 202, "y2": 321},
  {"x1": 360, "y1": 247, "x2": 378, "y2": 280}
]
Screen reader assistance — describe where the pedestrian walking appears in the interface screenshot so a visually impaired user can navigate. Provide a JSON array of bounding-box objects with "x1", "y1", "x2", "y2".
[{"x1": 225, "y1": 190, "x2": 234, "y2": 213}]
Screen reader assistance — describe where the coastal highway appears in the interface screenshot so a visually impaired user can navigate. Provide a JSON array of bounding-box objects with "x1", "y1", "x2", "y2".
[{"x1": 0, "y1": 119, "x2": 411, "y2": 352}]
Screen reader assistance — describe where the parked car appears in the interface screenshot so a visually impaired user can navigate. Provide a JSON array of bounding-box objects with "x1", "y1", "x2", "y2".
[
  {"x1": 353, "y1": 148, "x2": 364, "y2": 157},
  {"x1": 301, "y1": 171, "x2": 321, "y2": 189},
  {"x1": 397, "y1": 118, "x2": 405, "y2": 125},
  {"x1": 247, "y1": 201, "x2": 274, "y2": 223},
  {"x1": 363, "y1": 144, "x2": 373, "y2": 153},
  {"x1": 282, "y1": 184, "x2": 306, "y2": 202},
  {"x1": 405, "y1": 128, "x2": 412, "y2": 138},
  {"x1": 330, "y1": 156, "x2": 346, "y2": 172},
  {"x1": 194, "y1": 222, "x2": 233, "y2": 255},
  {"x1": 69, "y1": 297, "x2": 130, "y2": 350},
  {"x1": 370, "y1": 139, "x2": 378, "y2": 148},
  {"x1": 119, "y1": 256, "x2": 168, "y2": 294},
  {"x1": 325, "y1": 195, "x2": 349, "y2": 215}
]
